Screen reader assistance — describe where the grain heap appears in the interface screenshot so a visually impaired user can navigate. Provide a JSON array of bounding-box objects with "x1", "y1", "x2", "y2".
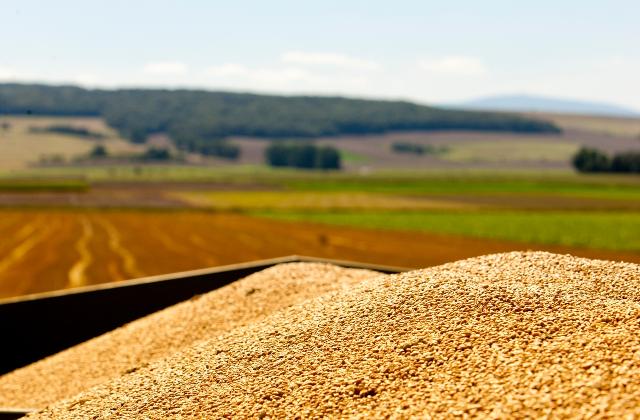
[
  {"x1": 0, "y1": 263, "x2": 379, "y2": 409},
  {"x1": 24, "y1": 251, "x2": 640, "y2": 418}
]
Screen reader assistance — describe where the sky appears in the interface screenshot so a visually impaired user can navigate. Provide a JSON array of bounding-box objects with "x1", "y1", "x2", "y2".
[{"x1": 1, "y1": 0, "x2": 639, "y2": 110}]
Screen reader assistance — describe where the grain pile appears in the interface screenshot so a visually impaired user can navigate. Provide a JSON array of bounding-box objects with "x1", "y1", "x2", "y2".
[
  {"x1": 22, "y1": 251, "x2": 640, "y2": 418},
  {"x1": 0, "y1": 263, "x2": 379, "y2": 409}
]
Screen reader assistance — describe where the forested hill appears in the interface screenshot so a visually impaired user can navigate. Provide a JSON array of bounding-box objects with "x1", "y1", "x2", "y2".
[{"x1": 0, "y1": 83, "x2": 560, "y2": 150}]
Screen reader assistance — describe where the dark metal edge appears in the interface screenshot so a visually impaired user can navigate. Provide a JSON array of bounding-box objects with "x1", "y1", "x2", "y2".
[
  {"x1": 0, "y1": 408, "x2": 31, "y2": 419},
  {"x1": 0, "y1": 256, "x2": 406, "y2": 375}
]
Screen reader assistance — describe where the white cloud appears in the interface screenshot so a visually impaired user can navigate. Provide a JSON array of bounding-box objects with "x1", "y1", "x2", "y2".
[
  {"x1": 143, "y1": 61, "x2": 188, "y2": 75},
  {"x1": 72, "y1": 73, "x2": 102, "y2": 87},
  {"x1": 204, "y1": 63, "x2": 250, "y2": 78},
  {"x1": 281, "y1": 51, "x2": 379, "y2": 70},
  {"x1": 203, "y1": 62, "x2": 372, "y2": 95},
  {"x1": 0, "y1": 66, "x2": 17, "y2": 80},
  {"x1": 419, "y1": 56, "x2": 487, "y2": 77},
  {"x1": 200, "y1": 52, "x2": 379, "y2": 95},
  {"x1": 205, "y1": 64, "x2": 321, "y2": 86}
]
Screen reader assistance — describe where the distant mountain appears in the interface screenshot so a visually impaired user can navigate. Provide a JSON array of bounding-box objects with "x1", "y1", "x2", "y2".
[{"x1": 459, "y1": 94, "x2": 639, "y2": 117}]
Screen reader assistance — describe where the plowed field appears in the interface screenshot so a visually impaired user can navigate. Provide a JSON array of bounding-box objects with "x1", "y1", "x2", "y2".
[{"x1": 1, "y1": 210, "x2": 639, "y2": 299}]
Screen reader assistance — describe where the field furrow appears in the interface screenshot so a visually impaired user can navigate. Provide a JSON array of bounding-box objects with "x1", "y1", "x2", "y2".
[
  {"x1": 95, "y1": 216, "x2": 144, "y2": 279},
  {"x1": 81, "y1": 215, "x2": 126, "y2": 285},
  {"x1": 0, "y1": 215, "x2": 44, "y2": 256},
  {"x1": 67, "y1": 217, "x2": 94, "y2": 288},
  {"x1": 0, "y1": 217, "x2": 53, "y2": 274},
  {"x1": 0, "y1": 214, "x2": 69, "y2": 297}
]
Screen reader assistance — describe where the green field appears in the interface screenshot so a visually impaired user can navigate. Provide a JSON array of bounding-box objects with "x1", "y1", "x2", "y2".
[{"x1": 255, "y1": 210, "x2": 640, "y2": 252}]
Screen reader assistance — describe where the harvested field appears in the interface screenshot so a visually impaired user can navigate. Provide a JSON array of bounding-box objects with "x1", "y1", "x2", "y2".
[
  {"x1": 2, "y1": 210, "x2": 640, "y2": 299},
  {"x1": 530, "y1": 112, "x2": 640, "y2": 138},
  {"x1": 19, "y1": 252, "x2": 640, "y2": 418},
  {"x1": 0, "y1": 263, "x2": 378, "y2": 408},
  {"x1": 0, "y1": 116, "x2": 140, "y2": 170}
]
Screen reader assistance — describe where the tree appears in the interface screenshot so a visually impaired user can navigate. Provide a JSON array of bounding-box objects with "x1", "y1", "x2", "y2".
[
  {"x1": 291, "y1": 144, "x2": 317, "y2": 168},
  {"x1": 572, "y1": 147, "x2": 610, "y2": 172},
  {"x1": 611, "y1": 152, "x2": 640, "y2": 173},
  {"x1": 317, "y1": 146, "x2": 341, "y2": 169},
  {"x1": 265, "y1": 143, "x2": 290, "y2": 167},
  {"x1": 391, "y1": 142, "x2": 425, "y2": 155}
]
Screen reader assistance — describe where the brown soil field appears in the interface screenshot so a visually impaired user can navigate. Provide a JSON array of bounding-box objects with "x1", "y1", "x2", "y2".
[{"x1": 1, "y1": 210, "x2": 639, "y2": 299}]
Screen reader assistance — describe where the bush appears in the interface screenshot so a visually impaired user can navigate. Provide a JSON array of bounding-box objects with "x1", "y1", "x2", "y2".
[
  {"x1": 572, "y1": 147, "x2": 611, "y2": 172},
  {"x1": 89, "y1": 145, "x2": 108, "y2": 158},
  {"x1": 391, "y1": 142, "x2": 448, "y2": 156},
  {"x1": 265, "y1": 142, "x2": 341, "y2": 170},
  {"x1": 391, "y1": 142, "x2": 425, "y2": 155},
  {"x1": 141, "y1": 147, "x2": 171, "y2": 161}
]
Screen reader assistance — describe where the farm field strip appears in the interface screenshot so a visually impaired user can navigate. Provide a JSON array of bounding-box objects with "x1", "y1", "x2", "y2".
[
  {"x1": 174, "y1": 189, "x2": 640, "y2": 212},
  {"x1": 173, "y1": 190, "x2": 475, "y2": 211},
  {"x1": 255, "y1": 210, "x2": 640, "y2": 253},
  {"x1": 284, "y1": 177, "x2": 640, "y2": 199}
]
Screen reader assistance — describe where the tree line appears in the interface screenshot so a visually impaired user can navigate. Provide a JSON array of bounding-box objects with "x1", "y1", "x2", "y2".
[
  {"x1": 265, "y1": 143, "x2": 341, "y2": 169},
  {"x1": 29, "y1": 124, "x2": 106, "y2": 139},
  {"x1": 390, "y1": 141, "x2": 448, "y2": 156},
  {"x1": 573, "y1": 147, "x2": 640, "y2": 173},
  {"x1": 0, "y1": 83, "x2": 561, "y2": 160}
]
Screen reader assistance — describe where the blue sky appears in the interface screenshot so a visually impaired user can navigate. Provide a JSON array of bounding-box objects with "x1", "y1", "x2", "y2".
[{"x1": 1, "y1": 0, "x2": 639, "y2": 109}]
